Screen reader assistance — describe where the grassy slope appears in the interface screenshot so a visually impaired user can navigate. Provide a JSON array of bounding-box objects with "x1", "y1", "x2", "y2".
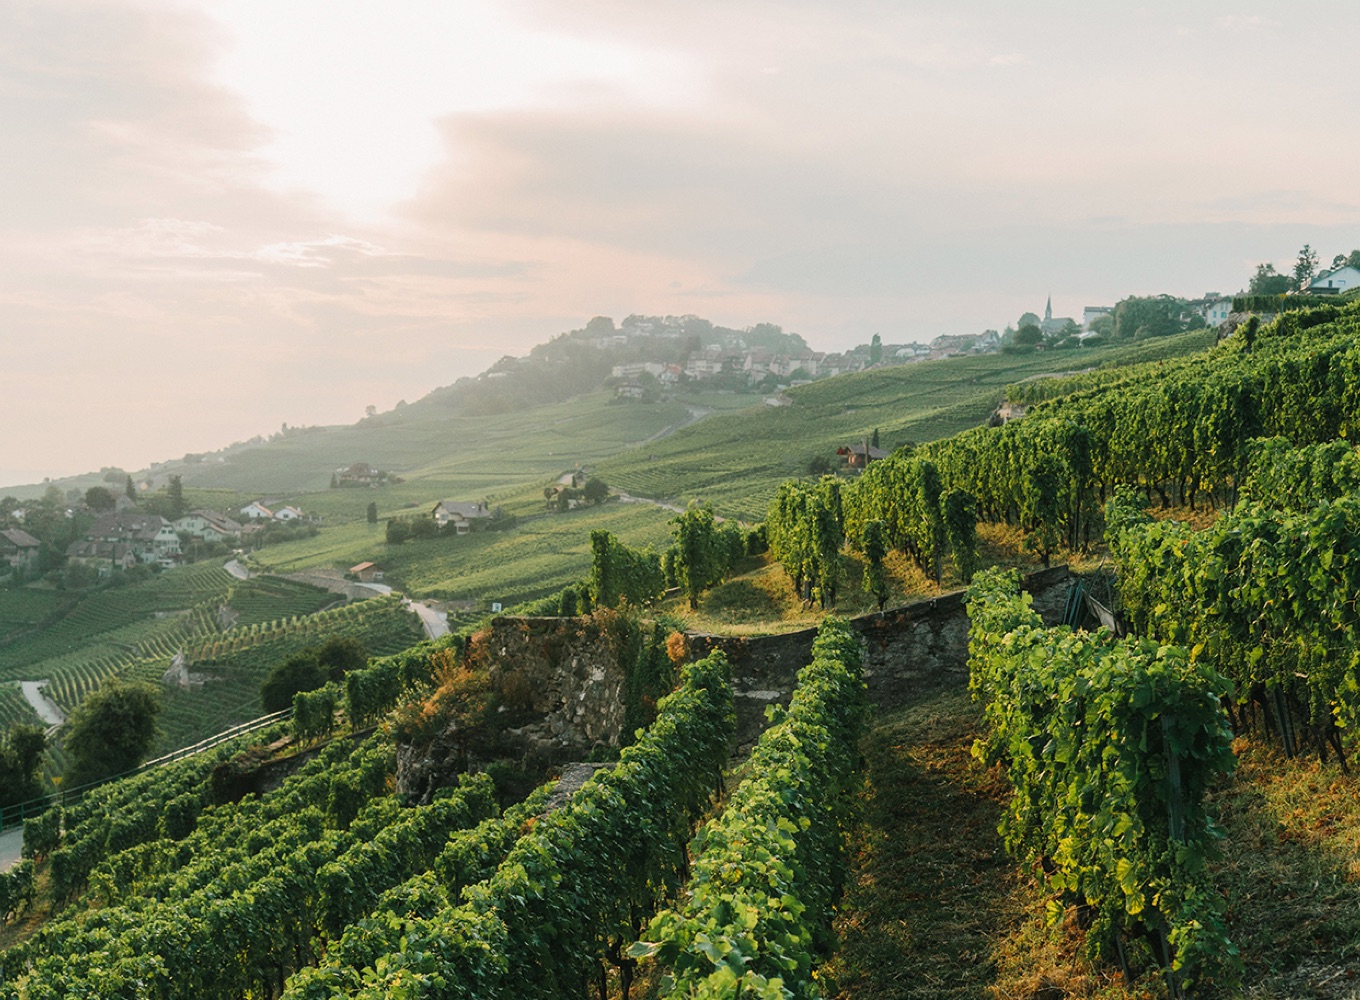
[
  {"x1": 250, "y1": 495, "x2": 676, "y2": 604},
  {"x1": 596, "y1": 332, "x2": 1215, "y2": 522}
]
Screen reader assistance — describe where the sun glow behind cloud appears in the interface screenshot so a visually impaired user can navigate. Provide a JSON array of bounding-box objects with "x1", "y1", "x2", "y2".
[{"x1": 201, "y1": 0, "x2": 706, "y2": 222}]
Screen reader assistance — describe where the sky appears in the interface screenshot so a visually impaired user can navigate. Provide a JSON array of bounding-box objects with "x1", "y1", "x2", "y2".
[{"x1": 2, "y1": 0, "x2": 1359, "y2": 487}]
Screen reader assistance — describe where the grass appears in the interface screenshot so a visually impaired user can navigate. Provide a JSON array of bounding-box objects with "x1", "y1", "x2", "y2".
[
  {"x1": 251, "y1": 497, "x2": 677, "y2": 606},
  {"x1": 824, "y1": 687, "x2": 1020, "y2": 999}
]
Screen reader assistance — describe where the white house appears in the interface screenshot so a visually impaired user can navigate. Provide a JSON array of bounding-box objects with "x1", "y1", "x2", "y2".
[
  {"x1": 1082, "y1": 306, "x2": 1113, "y2": 331},
  {"x1": 273, "y1": 506, "x2": 303, "y2": 521},
  {"x1": 174, "y1": 510, "x2": 243, "y2": 543},
  {"x1": 240, "y1": 502, "x2": 273, "y2": 520},
  {"x1": 1198, "y1": 297, "x2": 1234, "y2": 326},
  {"x1": 1309, "y1": 266, "x2": 1360, "y2": 294}
]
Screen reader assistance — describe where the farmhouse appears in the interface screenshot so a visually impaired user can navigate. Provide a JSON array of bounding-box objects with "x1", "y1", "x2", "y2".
[
  {"x1": 432, "y1": 499, "x2": 494, "y2": 534},
  {"x1": 65, "y1": 540, "x2": 138, "y2": 578},
  {"x1": 335, "y1": 462, "x2": 389, "y2": 487},
  {"x1": 174, "y1": 510, "x2": 243, "y2": 543},
  {"x1": 86, "y1": 511, "x2": 181, "y2": 565},
  {"x1": 1309, "y1": 265, "x2": 1360, "y2": 294},
  {"x1": 349, "y1": 561, "x2": 385, "y2": 583},
  {"x1": 0, "y1": 528, "x2": 41, "y2": 572},
  {"x1": 838, "y1": 443, "x2": 889, "y2": 469}
]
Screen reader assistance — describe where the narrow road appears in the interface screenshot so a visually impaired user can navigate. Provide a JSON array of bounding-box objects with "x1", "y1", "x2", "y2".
[
  {"x1": 615, "y1": 491, "x2": 685, "y2": 514},
  {"x1": 404, "y1": 599, "x2": 449, "y2": 640},
  {"x1": 20, "y1": 680, "x2": 64, "y2": 727},
  {"x1": 224, "y1": 559, "x2": 250, "y2": 580},
  {"x1": 0, "y1": 827, "x2": 22, "y2": 872}
]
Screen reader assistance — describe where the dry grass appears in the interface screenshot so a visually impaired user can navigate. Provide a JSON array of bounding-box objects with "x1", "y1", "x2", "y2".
[{"x1": 822, "y1": 686, "x2": 1360, "y2": 1000}]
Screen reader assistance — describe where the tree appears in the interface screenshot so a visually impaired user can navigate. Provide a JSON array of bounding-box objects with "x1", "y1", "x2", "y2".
[
  {"x1": 83, "y1": 486, "x2": 116, "y2": 512},
  {"x1": 63, "y1": 680, "x2": 161, "y2": 787},
  {"x1": 317, "y1": 636, "x2": 369, "y2": 679},
  {"x1": 1015, "y1": 324, "x2": 1044, "y2": 348},
  {"x1": 366, "y1": 501, "x2": 378, "y2": 524},
  {"x1": 1111, "y1": 295, "x2": 1188, "y2": 341},
  {"x1": 583, "y1": 477, "x2": 609, "y2": 505},
  {"x1": 1293, "y1": 243, "x2": 1320, "y2": 291},
  {"x1": 260, "y1": 652, "x2": 327, "y2": 713},
  {"x1": 0, "y1": 723, "x2": 45, "y2": 809},
  {"x1": 1248, "y1": 262, "x2": 1293, "y2": 296},
  {"x1": 869, "y1": 333, "x2": 883, "y2": 365},
  {"x1": 125, "y1": 475, "x2": 137, "y2": 501},
  {"x1": 167, "y1": 475, "x2": 186, "y2": 520},
  {"x1": 871, "y1": 427, "x2": 881, "y2": 450}
]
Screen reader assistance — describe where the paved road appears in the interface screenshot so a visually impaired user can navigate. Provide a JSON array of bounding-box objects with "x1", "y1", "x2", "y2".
[
  {"x1": 19, "y1": 680, "x2": 64, "y2": 727},
  {"x1": 224, "y1": 559, "x2": 250, "y2": 580},
  {"x1": 404, "y1": 600, "x2": 449, "y2": 640},
  {"x1": 0, "y1": 827, "x2": 22, "y2": 872}
]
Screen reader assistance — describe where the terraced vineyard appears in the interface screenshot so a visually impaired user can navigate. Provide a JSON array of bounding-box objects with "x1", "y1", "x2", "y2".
[
  {"x1": 0, "y1": 591, "x2": 69, "y2": 646},
  {"x1": 226, "y1": 576, "x2": 335, "y2": 627},
  {"x1": 37, "y1": 603, "x2": 220, "y2": 715},
  {"x1": 0, "y1": 685, "x2": 42, "y2": 730},
  {"x1": 0, "y1": 564, "x2": 234, "y2": 680},
  {"x1": 150, "y1": 594, "x2": 425, "y2": 752}
]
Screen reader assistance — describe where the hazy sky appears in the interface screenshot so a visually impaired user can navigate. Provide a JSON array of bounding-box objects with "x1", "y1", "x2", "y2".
[{"x1": 3, "y1": 0, "x2": 1358, "y2": 487}]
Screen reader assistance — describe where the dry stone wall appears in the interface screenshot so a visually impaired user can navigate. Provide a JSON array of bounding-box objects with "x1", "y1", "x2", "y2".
[{"x1": 469, "y1": 565, "x2": 1072, "y2": 754}]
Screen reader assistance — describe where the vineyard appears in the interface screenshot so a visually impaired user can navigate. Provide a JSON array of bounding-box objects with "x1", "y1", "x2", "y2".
[
  {"x1": 0, "y1": 592, "x2": 68, "y2": 647},
  {"x1": 0, "y1": 616, "x2": 880, "y2": 999},
  {"x1": 597, "y1": 331, "x2": 1214, "y2": 522},
  {"x1": 0, "y1": 560, "x2": 427, "y2": 773},
  {"x1": 10, "y1": 301, "x2": 1360, "y2": 995},
  {"x1": 225, "y1": 577, "x2": 336, "y2": 627},
  {"x1": 0, "y1": 564, "x2": 233, "y2": 681},
  {"x1": 0, "y1": 687, "x2": 41, "y2": 731}
]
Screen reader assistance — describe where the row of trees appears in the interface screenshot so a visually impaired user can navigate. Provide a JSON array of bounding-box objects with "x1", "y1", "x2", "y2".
[{"x1": 1248, "y1": 245, "x2": 1360, "y2": 296}]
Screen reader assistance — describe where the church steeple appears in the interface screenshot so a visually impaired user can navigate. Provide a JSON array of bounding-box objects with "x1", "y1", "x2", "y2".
[{"x1": 1045, "y1": 294, "x2": 1052, "y2": 323}]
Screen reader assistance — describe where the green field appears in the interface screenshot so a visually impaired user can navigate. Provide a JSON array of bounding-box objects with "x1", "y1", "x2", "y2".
[{"x1": 251, "y1": 496, "x2": 676, "y2": 605}]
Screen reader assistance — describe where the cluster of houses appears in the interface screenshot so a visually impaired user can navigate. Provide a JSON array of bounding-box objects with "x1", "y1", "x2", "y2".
[
  {"x1": 63, "y1": 502, "x2": 306, "y2": 578},
  {"x1": 332, "y1": 462, "x2": 399, "y2": 488},
  {"x1": 1195, "y1": 265, "x2": 1360, "y2": 326},
  {"x1": 610, "y1": 335, "x2": 1013, "y2": 398}
]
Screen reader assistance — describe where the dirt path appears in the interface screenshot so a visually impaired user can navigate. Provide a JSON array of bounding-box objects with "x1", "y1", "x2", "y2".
[{"x1": 825, "y1": 688, "x2": 1020, "y2": 999}]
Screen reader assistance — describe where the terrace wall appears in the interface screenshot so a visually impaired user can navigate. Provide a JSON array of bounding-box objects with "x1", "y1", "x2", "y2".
[{"x1": 478, "y1": 565, "x2": 1072, "y2": 755}]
